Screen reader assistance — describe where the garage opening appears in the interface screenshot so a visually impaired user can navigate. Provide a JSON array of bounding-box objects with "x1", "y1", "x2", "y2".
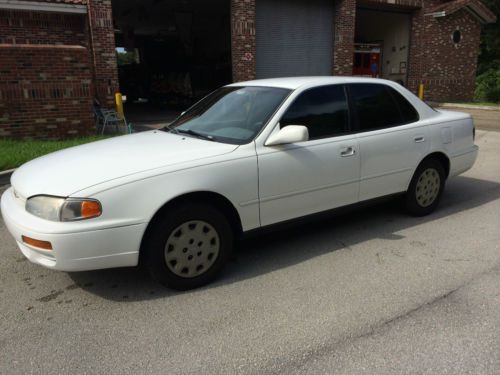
[
  {"x1": 112, "y1": 0, "x2": 231, "y2": 127},
  {"x1": 354, "y1": 8, "x2": 411, "y2": 86},
  {"x1": 256, "y1": 0, "x2": 334, "y2": 79}
]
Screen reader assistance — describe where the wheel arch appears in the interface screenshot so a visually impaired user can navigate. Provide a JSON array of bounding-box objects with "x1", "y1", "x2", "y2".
[
  {"x1": 420, "y1": 151, "x2": 451, "y2": 178},
  {"x1": 139, "y1": 191, "x2": 243, "y2": 263},
  {"x1": 405, "y1": 151, "x2": 451, "y2": 192}
]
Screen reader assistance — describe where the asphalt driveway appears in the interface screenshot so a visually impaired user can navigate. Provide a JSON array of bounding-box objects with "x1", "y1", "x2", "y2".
[
  {"x1": 437, "y1": 104, "x2": 500, "y2": 132},
  {"x1": 0, "y1": 130, "x2": 499, "y2": 374}
]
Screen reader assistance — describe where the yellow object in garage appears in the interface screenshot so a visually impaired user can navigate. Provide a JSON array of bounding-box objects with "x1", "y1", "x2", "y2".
[{"x1": 115, "y1": 92, "x2": 124, "y2": 118}]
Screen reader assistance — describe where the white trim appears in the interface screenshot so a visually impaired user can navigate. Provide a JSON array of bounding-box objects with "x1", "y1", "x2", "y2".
[
  {"x1": 0, "y1": 0, "x2": 87, "y2": 14},
  {"x1": 425, "y1": 4, "x2": 496, "y2": 24},
  {"x1": 425, "y1": 11, "x2": 446, "y2": 17}
]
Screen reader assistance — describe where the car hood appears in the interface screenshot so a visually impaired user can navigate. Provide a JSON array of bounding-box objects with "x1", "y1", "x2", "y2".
[{"x1": 11, "y1": 130, "x2": 239, "y2": 198}]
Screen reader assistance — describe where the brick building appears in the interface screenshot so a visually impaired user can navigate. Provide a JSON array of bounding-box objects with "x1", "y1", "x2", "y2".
[{"x1": 0, "y1": 0, "x2": 496, "y2": 139}]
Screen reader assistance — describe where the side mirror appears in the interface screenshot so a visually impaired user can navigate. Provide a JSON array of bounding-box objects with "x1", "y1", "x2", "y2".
[{"x1": 265, "y1": 125, "x2": 309, "y2": 146}]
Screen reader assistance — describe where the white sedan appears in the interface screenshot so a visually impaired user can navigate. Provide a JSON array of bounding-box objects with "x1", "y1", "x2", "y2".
[{"x1": 1, "y1": 77, "x2": 478, "y2": 290}]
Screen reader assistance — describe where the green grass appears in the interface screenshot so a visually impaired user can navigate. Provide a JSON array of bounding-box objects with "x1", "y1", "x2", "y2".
[{"x1": 0, "y1": 136, "x2": 110, "y2": 171}]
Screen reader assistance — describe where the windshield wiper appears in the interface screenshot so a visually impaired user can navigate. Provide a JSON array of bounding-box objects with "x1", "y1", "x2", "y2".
[
  {"x1": 161, "y1": 124, "x2": 178, "y2": 133},
  {"x1": 176, "y1": 129, "x2": 215, "y2": 142}
]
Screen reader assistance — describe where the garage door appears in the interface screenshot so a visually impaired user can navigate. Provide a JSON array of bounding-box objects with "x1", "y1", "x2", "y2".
[{"x1": 256, "y1": 0, "x2": 334, "y2": 78}]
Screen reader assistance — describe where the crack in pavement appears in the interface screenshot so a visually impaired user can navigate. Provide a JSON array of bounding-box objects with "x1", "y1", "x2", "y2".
[{"x1": 262, "y1": 262, "x2": 500, "y2": 374}]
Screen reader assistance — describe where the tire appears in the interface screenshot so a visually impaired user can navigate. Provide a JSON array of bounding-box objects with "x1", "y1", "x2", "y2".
[
  {"x1": 405, "y1": 158, "x2": 446, "y2": 216},
  {"x1": 144, "y1": 203, "x2": 233, "y2": 290}
]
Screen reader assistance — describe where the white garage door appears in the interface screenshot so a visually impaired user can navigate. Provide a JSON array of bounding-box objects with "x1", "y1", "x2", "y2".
[{"x1": 256, "y1": 0, "x2": 334, "y2": 79}]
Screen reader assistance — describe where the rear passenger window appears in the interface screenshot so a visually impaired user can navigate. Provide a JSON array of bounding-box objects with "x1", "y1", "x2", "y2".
[
  {"x1": 281, "y1": 85, "x2": 349, "y2": 140},
  {"x1": 389, "y1": 88, "x2": 420, "y2": 124},
  {"x1": 349, "y1": 83, "x2": 418, "y2": 131}
]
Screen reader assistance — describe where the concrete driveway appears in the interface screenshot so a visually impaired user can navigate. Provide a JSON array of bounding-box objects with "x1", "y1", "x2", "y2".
[{"x1": 1, "y1": 131, "x2": 499, "y2": 374}]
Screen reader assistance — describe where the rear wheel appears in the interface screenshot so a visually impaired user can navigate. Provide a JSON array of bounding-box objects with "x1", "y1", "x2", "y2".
[
  {"x1": 405, "y1": 158, "x2": 446, "y2": 216},
  {"x1": 144, "y1": 203, "x2": 233, "y2": 290}
]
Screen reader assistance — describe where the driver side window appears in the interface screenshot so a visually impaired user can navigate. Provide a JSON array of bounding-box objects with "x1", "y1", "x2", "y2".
[{"x1": 280, "y1": 85, "x2": 349, "y2": 140}]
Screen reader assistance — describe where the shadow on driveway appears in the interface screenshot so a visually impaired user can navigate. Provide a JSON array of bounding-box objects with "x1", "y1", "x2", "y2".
[{"x1": 68, "y1": 175, "x2": 500, "y2": 301}]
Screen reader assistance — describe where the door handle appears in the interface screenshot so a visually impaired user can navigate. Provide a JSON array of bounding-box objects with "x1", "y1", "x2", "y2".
[
  {"x1": 340, "y1": 146, "x2": 356, "y2": 157},
  {"x1": 414, "y1": 136, "x2": 425, "y2": 143}
]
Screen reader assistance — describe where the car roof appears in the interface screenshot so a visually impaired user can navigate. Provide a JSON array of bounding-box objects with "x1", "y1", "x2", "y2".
[
  {"x1": 227, "y1": 76, "x2": 438, "y2": 120},
  {"x1": 227, "y1": 76, "x2": 395, "y2": 90}
]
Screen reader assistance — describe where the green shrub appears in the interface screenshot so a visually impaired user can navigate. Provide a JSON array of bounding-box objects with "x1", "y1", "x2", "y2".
[{"x1": 475, "y1": 69, "x2": 500, "y2": 103}]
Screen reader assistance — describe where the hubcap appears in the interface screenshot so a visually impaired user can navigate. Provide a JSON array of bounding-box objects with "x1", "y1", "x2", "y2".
[
  {"x1": 415, "y1": 168, "x2": 441, "y2": 207},
  {"x1": 164, "y1": 220, "x2": 220, "y2": 278}
]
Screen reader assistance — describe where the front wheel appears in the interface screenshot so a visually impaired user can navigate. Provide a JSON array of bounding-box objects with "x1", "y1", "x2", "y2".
[
  {"x1": 144, "y1": 203, "x2": 233, "y2": 290},
  {"x1": 405, "y1": 158, "x2": 446, "y2": 216}
]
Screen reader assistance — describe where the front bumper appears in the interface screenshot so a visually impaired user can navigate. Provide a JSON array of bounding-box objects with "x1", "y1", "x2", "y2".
[{"x1": 1, "y1": 187, "x2": 146, "y2": 272}]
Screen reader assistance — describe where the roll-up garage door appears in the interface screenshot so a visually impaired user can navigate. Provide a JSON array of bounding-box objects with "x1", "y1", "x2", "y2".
[{"x1": 256, "y1": 0, "x2": 334, "y2": 78}]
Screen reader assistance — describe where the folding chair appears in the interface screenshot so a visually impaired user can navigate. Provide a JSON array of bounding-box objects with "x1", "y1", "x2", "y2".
[{"x1": 94, "y1": 107, "x2": 132, "y2": 135}]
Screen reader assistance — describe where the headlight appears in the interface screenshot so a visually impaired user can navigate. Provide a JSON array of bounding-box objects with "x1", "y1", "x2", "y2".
[
  {"x1": 26, "y1": 196, "x2": 64, "y2": 221},
  {"x1": 26, "y1": 196, "x2": 102, "y2": 222}
]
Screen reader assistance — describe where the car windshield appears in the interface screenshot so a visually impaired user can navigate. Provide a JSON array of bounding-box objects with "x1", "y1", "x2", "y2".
[{"x1": 165, "y1": 86, "x2": 291, "y2": 144}]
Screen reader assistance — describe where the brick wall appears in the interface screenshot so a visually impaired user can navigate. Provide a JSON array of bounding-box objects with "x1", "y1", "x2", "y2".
[
  {"x1": 231, "y1": 0, "x2": 256, "y2": 82},
  {"x1": 87, "y1": 0, "x2": 119, "y2": 107},
  {"x1": 0, "y1": 45, "x2": 94, "y2": 139},
  {"x1": 0, "y1": 1, "x2": 120, "y2": 139},
  {"x1": 333, "y1": 0, "x2": 356, "y2": 75},
  {"x1": 407, "y1": 1, "x2": 482, "y2": 101},
  {"x1": 0, "y1": 9, "x2": 87, "y2": 46},
  {"x1": 0, "y1": 8, "x2": 94, "y2": 139}
]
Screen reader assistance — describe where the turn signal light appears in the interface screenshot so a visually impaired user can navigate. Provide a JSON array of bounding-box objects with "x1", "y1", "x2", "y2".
[
  {"x1": 60, "y1": 199, "x2": 102, "y2": 221},
  {"x1": 22, "y1": 236, "x2": 53, "y2": 250},
  {"x1": 81, "y1": 200, "x2": 102, "y2": 219}
]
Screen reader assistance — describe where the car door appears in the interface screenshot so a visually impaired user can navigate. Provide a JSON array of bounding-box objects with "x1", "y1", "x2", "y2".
[
  {"x1": 256, "y1": 84, "x2": 360, "y2": 227},
  {"x1": 348, "y1": 83, "x2": 431, "y2": 201}
]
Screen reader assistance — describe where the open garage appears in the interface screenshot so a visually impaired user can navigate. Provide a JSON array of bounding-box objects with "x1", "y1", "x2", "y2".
[
  {"x1": 112, "y1": 0, "x2": 232, "y2": 124},
  {"x1": 354, "y1": 7, "x2": 411, "y2": 85}
]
